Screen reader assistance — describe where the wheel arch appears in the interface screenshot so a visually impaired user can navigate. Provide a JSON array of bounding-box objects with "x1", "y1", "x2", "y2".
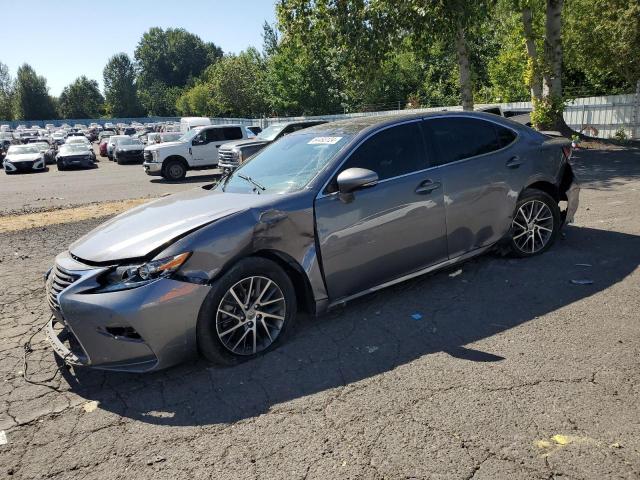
[
  {"x1": 164, "y1": 154, "x2": 188, "y2": 168},
  {"x1": 251, "y1": 249, "x2": 316, "y2": 315},
  {"x1": 521, "y1": 178, "x2": 559, "y2": 202}
]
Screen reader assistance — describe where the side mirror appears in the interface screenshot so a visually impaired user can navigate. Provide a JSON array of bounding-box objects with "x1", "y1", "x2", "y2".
[
  {"x1": 336, "y1": 168, "x2": 378, "y2": 194},
  {"x1": 192, "y1": 137, "x2": 204, "y2": 146}
]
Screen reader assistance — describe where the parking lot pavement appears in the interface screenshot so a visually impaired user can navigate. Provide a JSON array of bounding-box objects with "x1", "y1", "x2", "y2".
[
  {"x1": 0, "y1": 145, "x2": 219, "y2": 216},
  {"x1": 1, "y1": 146, "x2": 639, "y2": 479}
]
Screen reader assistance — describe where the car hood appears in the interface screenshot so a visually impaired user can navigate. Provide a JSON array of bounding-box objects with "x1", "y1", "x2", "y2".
[
  {"x1": 220, "y1": 138, "x2": 270, "y2": 150},
  {"x1": 5, "y1": 153, "x2": 41, "y2": 162},
  {"x1": 69, "y1": 187, "x2": 271, "y2": 263},
  {"x1": 145, "y1": 141, "x2": 183, "y2": 151}
]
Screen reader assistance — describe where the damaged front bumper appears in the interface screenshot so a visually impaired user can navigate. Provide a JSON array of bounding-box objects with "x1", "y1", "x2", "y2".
[{"x1": 45, "y1": 251, "x2": 211, "y2": 372}]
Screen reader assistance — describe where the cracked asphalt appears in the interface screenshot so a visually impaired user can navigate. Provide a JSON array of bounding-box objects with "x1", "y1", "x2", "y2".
[{"x1": 1, "y1": 145, "x2": 639, "y2": 479}]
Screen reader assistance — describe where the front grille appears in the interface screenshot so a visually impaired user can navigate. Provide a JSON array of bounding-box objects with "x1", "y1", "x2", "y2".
[
  {"x1": 47, "y1": 265, "x2": 80, "y2": 311},
  {"x1": 144, "y1": 151, "x2": 152, "y2": 162},
  {"x1": 12, "y1": 161, "x2": 34, "y2": 169},
  {"x1": 121, "y1": 150, "x2": 143, "y2": 156},
  {"x1": 218, "y1": 150, "x2": 238, "y2": 166}
]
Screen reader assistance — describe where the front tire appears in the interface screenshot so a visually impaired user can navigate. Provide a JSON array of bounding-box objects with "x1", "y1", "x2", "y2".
[
  {"x1": 197, "y1": 257, "x2": 297, "y2": 365},
  {"x1": 162, "y1": 159, "x2": 187, "y2": 181},
  {"x1": 509, "y1": 189, "x2": 561, "y2": 257}
]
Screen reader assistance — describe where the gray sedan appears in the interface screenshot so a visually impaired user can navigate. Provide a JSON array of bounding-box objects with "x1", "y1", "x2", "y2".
[{"x1": 45, "y1": 112, "x2": 579, "y2": 372}]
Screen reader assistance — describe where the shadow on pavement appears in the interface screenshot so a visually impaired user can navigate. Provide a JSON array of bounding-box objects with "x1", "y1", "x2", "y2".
[
  {"x1": 150, "y1": 173, "x2": 222, "y2": 184},
  {"x1": 61, "y1": 225, "x2": 640, "y2": 426},
  {"x1": 572, "y1": 146, "x2": 640, "y2": 189}
]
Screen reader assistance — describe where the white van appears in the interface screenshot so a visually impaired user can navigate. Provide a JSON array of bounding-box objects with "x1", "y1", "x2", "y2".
[{"x1": 180, "y1": 117, "x2": 211, "y2": 133}]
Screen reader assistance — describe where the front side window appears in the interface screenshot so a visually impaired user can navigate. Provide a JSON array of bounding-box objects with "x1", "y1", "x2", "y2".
[
  {"x1": 424, "y1": 117, "x2": 502, "y2": 166},
  {"x1": 336, "y1": 121, "x2": 427, "y2": 182}
]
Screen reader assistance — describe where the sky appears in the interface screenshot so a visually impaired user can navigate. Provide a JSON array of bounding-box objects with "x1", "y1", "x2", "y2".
[{"x1": 0, "y1": 0, "x2": 277, "y2": 96}]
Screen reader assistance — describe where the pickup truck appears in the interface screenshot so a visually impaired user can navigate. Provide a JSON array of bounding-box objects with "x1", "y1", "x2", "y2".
[
  {"x1": 218, "y1": 120, "x2": 326, "y2": 173},
  {"x1": 143, "y1": 124, "x2": 249, "y2": 181}
]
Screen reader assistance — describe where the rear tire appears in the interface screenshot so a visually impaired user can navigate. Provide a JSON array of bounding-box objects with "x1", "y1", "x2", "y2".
[
  {"x1": 508, "y1": 189, "x2": 561, "y2": 257},
  {"x1": 197, "y1": 257, "x2": 297, "y2": 366}
]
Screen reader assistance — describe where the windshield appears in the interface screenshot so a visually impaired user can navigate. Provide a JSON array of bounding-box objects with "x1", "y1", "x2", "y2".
[
  {"x1": 31, "y1": 142, "x2": 49, "y2": 150},
  {"x1": 67, "y1": 137, "x2": 88, "y2": 143},
  {"x1": 221, "y1": 132, "x2": 350, "y2": 194},
  {"x1": 178, "y1": 128, "x2": 201, "y2": 143},
  {"x1": 8, "y1": 145, "x2": 39, "y2": 155},
  {"x1": 60, "y1": 144, "x2": 89, "y2": 154},
  {"x1": 257, "y1": 124, "x2": 286, "y2": 142},
  {"x1": 117, "y1": 137, "x2": 141, "y2": 146}
]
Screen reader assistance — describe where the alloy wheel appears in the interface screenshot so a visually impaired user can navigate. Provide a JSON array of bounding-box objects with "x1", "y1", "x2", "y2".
[
  {"x1": 167, "y1": 163, "x2": 184, "y2": 180},
  {"x1": 511, "y1": 199, "x2": 554, "y2": 254},
  {"x1": 215, "y1": 276, "x2": 286, "y2": 355}
]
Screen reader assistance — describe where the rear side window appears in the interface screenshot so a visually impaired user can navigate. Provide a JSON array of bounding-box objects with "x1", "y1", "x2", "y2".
[
  {"x1": 204, "y1": 127, "x2": 243, "y2": 142},
  {"x1": 424, "y1": 117, "x2": 502, "y2": 166},
  {"x1": 222, "y1": 127, "x2": 243, "y2": 140},
  {"x1": 338, "y1": 121, "x2": 427, "y2": 181},
  {"x1": 496, "y1": 125, "x2": 517, "y2": 148}
]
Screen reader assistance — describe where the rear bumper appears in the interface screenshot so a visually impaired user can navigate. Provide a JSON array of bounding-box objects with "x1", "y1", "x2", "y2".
[
  {"x1": 564, "y1": 180, "x2": 580, "y2": 225},
  {"x1": 45, "y1": 252, "x2": 211, "y2": 372}
]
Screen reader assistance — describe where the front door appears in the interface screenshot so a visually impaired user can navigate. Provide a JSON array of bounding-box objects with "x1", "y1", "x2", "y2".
[{"x1": 315, "y1": 121, "x2": 448, "y2": 301}]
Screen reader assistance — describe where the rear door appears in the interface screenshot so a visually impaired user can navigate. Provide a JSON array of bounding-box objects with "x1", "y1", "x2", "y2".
[
  {"x1": 315, "y1": 120, "x2": 448, "y2": 301},
  {"x1": 422, "y1": 116, "x2": 527, "y2": 258}
]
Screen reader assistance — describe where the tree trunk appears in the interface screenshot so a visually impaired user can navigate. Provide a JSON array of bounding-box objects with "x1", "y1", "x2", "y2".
[
  {"x1": 455, "y1": 27, "x2": 474, "y2": 111},
  {"x1": 543, "y1": 0, "x2": 563, "y2": 98},
  {"x1": 521, "y1": 6, "x2": 542, "y2": 101}
]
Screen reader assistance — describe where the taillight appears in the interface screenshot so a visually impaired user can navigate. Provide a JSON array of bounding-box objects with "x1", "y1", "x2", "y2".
[{"x1": 562, "y1": 146, "x2": 572, "y2": 160}]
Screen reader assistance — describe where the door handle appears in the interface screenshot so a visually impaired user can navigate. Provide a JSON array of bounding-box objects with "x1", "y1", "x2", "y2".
[
  {"x1": 415, "y1": 179, "x2": 441, "y2": 194},
  {"x1": 506, "y1": 156, "x2": 522, "y2": 168}
]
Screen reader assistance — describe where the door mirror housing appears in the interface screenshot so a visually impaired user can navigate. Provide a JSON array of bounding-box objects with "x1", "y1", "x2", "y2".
[{"x1": 337, "y1": 168, "x2": 379, "y2": 194}]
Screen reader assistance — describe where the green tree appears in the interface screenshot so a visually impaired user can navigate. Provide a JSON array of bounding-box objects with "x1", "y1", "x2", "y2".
[
  {"x1": 564, "y1": 0, "x2": 639, "y2": 94},
  {"x1": 177, "y1": 48, "x2": 269, "y2": 118},
  {"x1": 0, "y1": 61, "x2": 13, "y2": 120},
  {"x1": 103, "y1": 53, "x2": 144, "y2": 117},
  {"x1": 12, "y1": 64, "x2": 57, "y2": 120},
  {"x1": 58, "y1": 76, "x2": 104, "y2": 118},
  {"x1": 135, "y1": 27, "x2": 223, "y2": 115}
]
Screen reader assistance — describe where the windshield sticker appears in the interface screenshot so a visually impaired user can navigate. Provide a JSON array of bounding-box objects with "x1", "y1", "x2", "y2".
[{"x1": 308, "y1": 136, "x2": 343, "y2": 145}]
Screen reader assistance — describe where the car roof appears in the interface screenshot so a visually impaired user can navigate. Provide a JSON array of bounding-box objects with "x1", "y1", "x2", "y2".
[{"x1": 297, "y1": 111, "x2": 521, "y2": 137}]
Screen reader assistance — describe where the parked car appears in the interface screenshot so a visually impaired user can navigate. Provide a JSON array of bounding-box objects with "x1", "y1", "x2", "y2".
[
  {"x1": 44, "y1": 112, "x2": 579, "y2": 372},
  {"x1": 56, "y1": 143, "x2": 96, "y2": 170},
  {"x1": 65, "y1": 136, "x2": 91, "y2": 148},
  {"x1": 99, "y1": 138, "x2": 110, "y2": 157},
  {"x1": 113, "y1": 137, "x2": 145, "y2": 164},
  {"x1": 159, "y1": 132, "x2": 181, "y2": 143},
  {"x1": 3, "y1": 144, "x2": 46, "y2": 173},
  {"x1": 51, "y1": 131, "x2": 67, "y2": 145},
  {"x1": 106, "y1": 135, "x2": 129, "y2": 160},
  {"x1": 218, "y1": 120, "x2": 327, "y2": 173},
  {"x1": 143, "y1": 124, "x2": 250, "y2": 181},
  {"x1": 28, "y1": 141, "x2": 56, "y2": 164},
  {"x1": 477, "y1": 106, "x2": 532, "y2": 127}
]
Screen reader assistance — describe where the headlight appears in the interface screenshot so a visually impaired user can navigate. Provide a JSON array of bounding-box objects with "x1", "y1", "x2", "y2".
[
  {"x1": 152, "y1": 150, "x2": 159, "y2": 162},
  {"x1": 94, "y1": 252, "x2": 191, "y2": 293},
  {"x1": 232, "y1": 149, "x2": 243, "y2": 162}
]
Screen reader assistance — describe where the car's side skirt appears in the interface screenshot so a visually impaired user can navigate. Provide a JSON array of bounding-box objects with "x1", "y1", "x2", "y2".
[{"x1": 326, "y1": 244, "x2": 492, "y2": 310}]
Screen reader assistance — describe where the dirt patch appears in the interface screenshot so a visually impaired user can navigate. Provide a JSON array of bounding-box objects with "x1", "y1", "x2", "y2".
[{"x1": 0, "y1": 197, "x2": 154, "y2": 233}]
